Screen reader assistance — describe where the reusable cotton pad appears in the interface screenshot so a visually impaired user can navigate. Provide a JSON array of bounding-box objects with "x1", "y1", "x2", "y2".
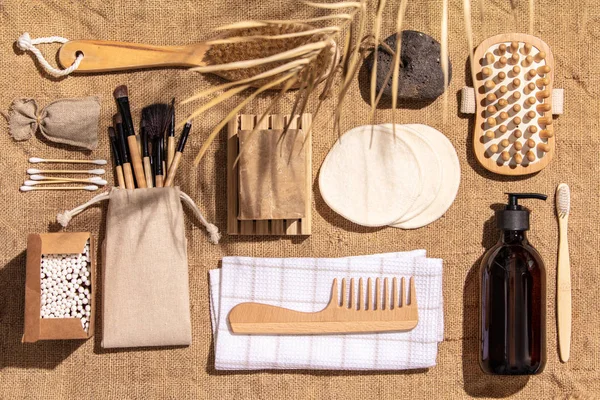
[
  {"x1": 390, "y1": 124, "x2": 460, "y2": 229},
  {"x1": 379, "y1": 124, "x2": 442, "y2": 223},
  {"x1": 319, "y1": 125, "x2": 422, "y2": 227}
]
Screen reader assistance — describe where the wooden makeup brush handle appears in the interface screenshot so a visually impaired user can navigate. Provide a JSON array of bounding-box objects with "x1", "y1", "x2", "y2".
[
  {"x1": 122, "y1": 163, "x2": 135, "y2": 189},
  {"x1": 143, "y1": 157, "x2": 154, "y2": 188},
  {"x1": 127, "y1": 135, "x2": 147, "y2": 188},
  {"x1": 167, "y1": 136, "x2": 176, "y2": 170},
  {"x1": 115, "y1": 165, "x2": 126, "y2": 189},
  {"x1": 58, "y1": 40, "x2": 210, "y2": 72},
  {"x1": 164, "y1": 152, "x2": 182, "y2": 187}
]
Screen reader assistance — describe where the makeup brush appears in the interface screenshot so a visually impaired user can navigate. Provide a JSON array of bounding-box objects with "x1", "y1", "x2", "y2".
[
  {"x1": 556, "y1": 183, "x2": 571, "y2": 362},
  {"x1": 20, "y1": 185, "x2": 99, "y2": 192},
  {"x1": 113, "y1": 85, "x2": 146, "y2": 188},
  {"x1": 114, "y1": 114, "x2": 136, "y2": 189},
  {"x1": 29, "y1": 157, "x2": 107, "y2": 165},
  {"x1": 165, "y1": 121, "x2": 192, "y2": 187},
  {"x1": 167, "y1": 100, "x2": 176, "y2": 171},
  {"x1": 108, "y1": 127, "x2": 126, "y2": 189},
  {"x1": 142, "y1": 103, "x2": 169, "y2": 187},
  {"x1": 27, "y1": 168, "x2": 105, "y2": 175},
  {"x1": 141, "y1": 120, "x2": 154, "y2": 188},
  {"x1": 29, "y1": 175, "x2": 107, "y2": 185},
  {"x1": 154, "y1": 133, "x2": 165, "y2": 187}
]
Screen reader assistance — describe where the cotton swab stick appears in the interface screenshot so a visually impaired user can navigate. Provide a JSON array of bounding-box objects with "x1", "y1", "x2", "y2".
[
  {"x1": 29, "y1": 157, "x2": 107, "y2": 165},
  {"x1": 20, "y1": 185, "x2": 99, "y2": 192},
  {"x1": 24, "y1": 179, "x2": 107, "y2": 186},
  {"x1": 27, "y1": 176, "x2": 107, "y2": 185},
  {"x1": 27, "y1": 168, "x2": 105, "y2": 175}
]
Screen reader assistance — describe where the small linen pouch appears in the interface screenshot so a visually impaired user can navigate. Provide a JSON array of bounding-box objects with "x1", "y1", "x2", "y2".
[
  {"x1": 58, "y1": 187, "x2": 219, "y2": 348},
  {"x1": 8, "y1": 97, "x2": 100, "y2": 150}
]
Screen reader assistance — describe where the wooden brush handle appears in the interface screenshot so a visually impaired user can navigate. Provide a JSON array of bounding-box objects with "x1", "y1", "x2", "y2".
[
  {"x1": 557, "y1": 219, "x2": 571, "y2": 362},
  {"x1": 167, "y1": 136, "x2": 176, "y2": 171},
  {"x1": 122, "y1": 163, "x2": 135, "y2": 189},
  {"x1": 155, "y1": 175, "x2": 164, "y2": 188},
  {"x1": 115, "y1": 165, "x2": 126, "y2": 189},
  {"x1": 143, "y1": 157, "x2": 154, "y2": 188},
  {"x1": 127, "y1": 135, "x2": 147, "y2": 188},
  {"x1": 164, "y1": 152, "x2": 182, "y2": 187},
  {"x1": 58, "y1": 40, "x2": 210, "y2": 72}
]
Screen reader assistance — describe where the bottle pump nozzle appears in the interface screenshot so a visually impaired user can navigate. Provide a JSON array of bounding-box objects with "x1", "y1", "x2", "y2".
[{"x1": 497, "y1": 193, "x2": 547, "y2": 230}]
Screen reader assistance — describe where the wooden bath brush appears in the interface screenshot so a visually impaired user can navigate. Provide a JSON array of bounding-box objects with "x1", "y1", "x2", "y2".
[
  {"x1": 228, "y1": 277, "x2": 418, "y2": 335},
  {"x1": 461, "y1": 34, "x2": 563, "y2": 175},
  {"x1": 56, "y1": 25, "x2": 338, "y2": 88}
]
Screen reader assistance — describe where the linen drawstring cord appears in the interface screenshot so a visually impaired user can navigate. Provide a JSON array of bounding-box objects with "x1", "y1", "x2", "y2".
[
  {"x1": 56, "y1": 190, "x2": 221, "y2": 244},
  {"x1": 16, "y1": 32, "x2": 83, "y2": 78},
  {"x1": 179, "y1": 191, "x2": 221, "y2": 244},
  {"x1": 56, "y1": 191, "x2": 110, "y2": 227}
]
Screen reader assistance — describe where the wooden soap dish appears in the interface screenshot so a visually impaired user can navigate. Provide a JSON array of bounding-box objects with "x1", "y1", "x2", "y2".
[
  {"x1": 228, "y1": 277, "x2": 418, "y2": 335},
  {"x1": 469, "y1": 33, "x2": 559, "y2": 175},
  {"x1": 227, "y1": 114, "x2": 312, "y2": 236}
]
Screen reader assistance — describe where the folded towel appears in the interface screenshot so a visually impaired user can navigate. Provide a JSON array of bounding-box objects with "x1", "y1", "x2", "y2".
[{"x1": 209, "y1": 250, "x2": 443, "y2": 370}]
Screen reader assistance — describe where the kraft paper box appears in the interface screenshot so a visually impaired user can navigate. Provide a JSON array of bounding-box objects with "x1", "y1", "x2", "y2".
[{"x1": 22, "y1": 232, "x2": 95, "y2": 342}]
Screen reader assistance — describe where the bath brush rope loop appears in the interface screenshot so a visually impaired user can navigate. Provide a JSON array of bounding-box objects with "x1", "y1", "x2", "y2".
[{"x1": 16, "y1": 33, "x2": 83, "y2": 77}]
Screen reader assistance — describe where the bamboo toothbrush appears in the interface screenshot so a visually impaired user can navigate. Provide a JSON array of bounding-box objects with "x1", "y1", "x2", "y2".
[
  {"x1": 20, "y1": 185, "x2": 99, "y2": 192},
  {"x1": 27, "y1": 168, "x2": 105, "y2": 175},
  {"x1": 114, "y1": 85, "x2": 146, "y2": 188},
  {"x1": 141, "y1": 120, "x2": 153, "y2": 188},
  {"x1": 164, "y1": 121, "x2": 192, "y2": 187},
  {"x1": 556, "y1": 183, "x2": 571, "y2": 362},
  {"x1": 29, "y1": 157, "x2": 107, "y2": 165},
  {"x1": 114, "y1": 114, "x2": 136, "y2": 189},
  {"x1": 108, "y1": 127, "x2": 126, "y2": 189}
]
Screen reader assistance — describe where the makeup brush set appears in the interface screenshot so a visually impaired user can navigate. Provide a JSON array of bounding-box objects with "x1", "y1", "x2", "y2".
[{"x1": 110, "y1": 85, "x2": 192, "y2": 190}]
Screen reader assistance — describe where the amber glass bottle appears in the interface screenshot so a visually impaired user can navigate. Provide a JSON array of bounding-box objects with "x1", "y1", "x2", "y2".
[{"x1": 479, "y1": 193, "x2": 547, "y2": 375}]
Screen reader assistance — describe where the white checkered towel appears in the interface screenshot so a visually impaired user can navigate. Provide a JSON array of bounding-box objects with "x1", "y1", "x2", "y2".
[{"x1": 209, "y1": 250, "x2": 443, "y2": 370}]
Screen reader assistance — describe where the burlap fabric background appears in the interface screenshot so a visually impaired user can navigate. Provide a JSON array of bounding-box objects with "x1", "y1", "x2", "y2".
[{"x1": 1, "y1": 0, "x2": 598, "y2": 398}]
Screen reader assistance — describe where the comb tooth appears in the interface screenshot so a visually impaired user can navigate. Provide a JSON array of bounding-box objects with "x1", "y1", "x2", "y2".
[
  {"x1": 330, "y1": 278, "x2": 338, "y2": 306},
  {"x1": 383, "y1": 278, "x2": 388, "y2": 310},
  {"x1": 350, "y1": 278, "x2": 355, "y2": 310},
  {"x1": 400, "y1": 277, "x2": 405, "y2": 307},
  {"x1": 392, "y1": 277, "x2": 398, "y2": 309},
  {"x1": 375, "y1": 278, "x2": 381, "y2": 310},
  {"x1": 340, "y1": 278, "x2": 347, "y2": 308},
  {"x1": 367, "y1": 278, "x2": 372, "y2": 310},
  {"x1": 358, "y1": 278, "x2": 364, "y2": 310},
  {"x1": 409, "y1": 277, "x2": 417, "y2": 307}
]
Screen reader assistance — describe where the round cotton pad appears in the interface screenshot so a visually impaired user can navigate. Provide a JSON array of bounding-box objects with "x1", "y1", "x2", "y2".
[
  {"x1": 379, "y1": 124, "x2": 442, "y2": 223},
  {"x1": 319, "y1": 125, "x2": 423, "y2": 227},
  {"x1": 390, "y1": 124, "x2": 460, "y2": 229}
]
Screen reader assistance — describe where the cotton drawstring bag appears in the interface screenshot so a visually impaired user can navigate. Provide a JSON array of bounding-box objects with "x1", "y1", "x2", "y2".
[{"x1": 58, "y1": 187, "x2": 219, "y2": 348}]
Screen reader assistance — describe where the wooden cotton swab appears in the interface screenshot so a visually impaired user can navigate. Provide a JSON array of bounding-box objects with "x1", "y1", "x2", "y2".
[
  {"x1": 20, "y1": 185, "x2": 99, "y2": 192},
  {"x1": 29, "y1": 175, "x2": 107, "y2": 185},
  {"x1": 29, "y1": 157, "x2": 107, "y2": 165},
  {"x1": 24, "y1": 179, "x2": 107, "y2": 186},
  {"x1": 27, "y1": 168, "x2": 106, "y2": 175}
]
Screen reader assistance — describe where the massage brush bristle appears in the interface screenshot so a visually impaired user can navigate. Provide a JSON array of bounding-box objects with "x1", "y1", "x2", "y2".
[
  {"x1": 228, "y1": 277, "x2": 419, "y2": 334},
  {"x1": 474, "y1": 34, "x2": 555, "y2": 175}
]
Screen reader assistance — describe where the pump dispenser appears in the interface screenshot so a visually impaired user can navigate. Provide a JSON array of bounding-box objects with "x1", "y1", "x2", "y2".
[{"x1": 479, "y1": 193, "x2": 547, "y2": 375}]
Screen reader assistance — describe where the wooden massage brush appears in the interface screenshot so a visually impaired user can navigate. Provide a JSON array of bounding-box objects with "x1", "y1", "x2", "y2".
[
  {"x1": 56, "y1": 25, "x2": 338, "y2": 89},
  {"x1": 469, "y1": 34, "x2": 559, "y2": 175},
  {"x1": 228, "y1": 277, "x2": 418, "y2": 335}
]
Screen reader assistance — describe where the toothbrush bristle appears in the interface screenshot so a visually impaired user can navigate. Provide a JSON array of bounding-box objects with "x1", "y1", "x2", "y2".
[{"x1": 556, "y1": 183, "x2": 571, "y2": 216}]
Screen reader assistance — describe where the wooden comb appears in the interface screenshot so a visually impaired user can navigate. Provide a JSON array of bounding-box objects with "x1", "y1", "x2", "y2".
[
  {"x1": 228, "y1": 277, "x2": 418, "y2": 335},
  {"x1": 472, "y1": 34, "x2": 556, "y2": 175}
]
